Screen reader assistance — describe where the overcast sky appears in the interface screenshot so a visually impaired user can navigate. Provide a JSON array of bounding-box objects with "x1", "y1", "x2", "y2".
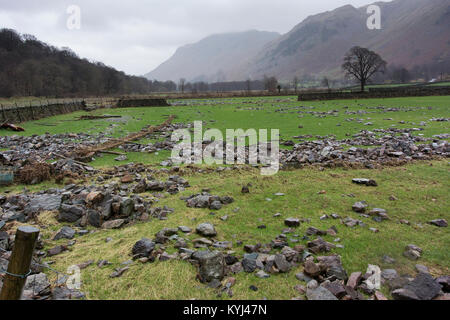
[{"x1": 0, "y1": 0, "x2": 388, "y2": 76}]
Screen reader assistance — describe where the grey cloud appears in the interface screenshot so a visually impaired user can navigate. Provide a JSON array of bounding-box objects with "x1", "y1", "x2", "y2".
[{"x1": 0, "y1": 0, "x2": 387, "y2": 75}]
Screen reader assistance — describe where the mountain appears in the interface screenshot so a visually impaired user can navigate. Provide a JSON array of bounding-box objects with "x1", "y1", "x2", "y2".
[
  {"x1": 239, "y1": 0, "x2": 450, "y2": 81},
  {"x1": 147, "y1": 0, "x2": 450, "y2": 82},
  {"x1": 145, "y1": 30, "x2": 280, "y2": 82}
]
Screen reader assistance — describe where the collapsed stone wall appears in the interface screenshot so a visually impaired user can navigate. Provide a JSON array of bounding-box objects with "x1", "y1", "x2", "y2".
[
  {"x1": 298, "y1": 87, "x2": 450, "y2": 101},
  {"x1": 115, "y1": 98, "x2": 170, "y2": 108},
  {"x1": 0, "y1": 101, "x2": 87, "y2": 124}
]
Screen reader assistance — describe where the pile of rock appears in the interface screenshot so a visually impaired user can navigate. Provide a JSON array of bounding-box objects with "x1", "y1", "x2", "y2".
[
  {"x1": 280, "y1": 128, "x2": 449, "y2": 168},
  {"x1": 182, "y1": 193, "x2": 234, "y2": 211}
]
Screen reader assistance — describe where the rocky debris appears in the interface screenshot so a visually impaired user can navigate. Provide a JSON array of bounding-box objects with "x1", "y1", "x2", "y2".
[
  {"x1": 47, "y1": 245, "x2": 68, "y2": 257},
  {"x1": 23, "y1": 273, "x2": 51, "y2": 297},
  {"x1": 132, "y1": 238, "x2": 156, "y2": 259},
  {"x1": 196, "y1": 223, "x2": 217, "y2": 237},
  {"x1": 352, "y1": 178, "x2": 377, "y2": 187},
  {"x1": 284, "y1": 218, "x2": 300, "y2": 228},
  {"x1": 307, "y1": 238, "x2": 335, "y2": 254},
  {"x1": 102, "y1": 219, "x2": 125, "y2": 229},
  {"x1": 110, "y1": 267, "x2": 129, "y2": 278},
  {"x1": 347, "y1": 272, "x2": 362, "y2": 289},
  {"x1": 306, "y1": 285, "x2": 338, "y2": 301},
  {"x1": 184, "y1": 193, "x2": 233, "y2": 210},
  {"x1": 352, "y1": 201, "x2": 368, "y2": 213},
  {"x1": 280, "y1": 127, "x2": 449, "y2": 168},
  {"x1": 415, "y1": 264, "x2": 429, "y2": 274},
  {"x1": 392, "y1": 273, "x2": 442, "y2": 300},
  {"x1": 192, "y1": 250, "x2": 224, "y2": 284},
  {"x1": 52, "y1": 226, "x2": 76, "y2": 240},
  {"x1": 404, "y1": 244, "x2": 422, "y2": 260},
  {"x1": 368, "y1": 208, "x2": 390, "y2": 221},
  {"x1": 428, "y1": 219, "x2": 448, "y2": 228},
  {"x1": 436, "y1": 276, "x2": 450, "y2": 292}
]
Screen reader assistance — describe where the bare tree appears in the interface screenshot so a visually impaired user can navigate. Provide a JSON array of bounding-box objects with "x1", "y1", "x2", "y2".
[{"x1": 342, "y1": 46, "x2": 386, "y2": 92}]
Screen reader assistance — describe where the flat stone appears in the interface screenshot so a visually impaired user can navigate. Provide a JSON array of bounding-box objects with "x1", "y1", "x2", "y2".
[
  {"x1": 255, "y1": 270, "x2": 270, "y2": 279},
  {"x1": 102, "y1": 219, "x2": 125, "y2": 229},
  {"x1": 415, "y1": 264, "x2": 429, "y2": 274},
  {"x1": 304, "y1": 260, "x2": 321, "y2": 277},
  {"x1": 284, "y1": 218, "x2": 300, "y2": 227},
  {"x1": 306, "y1": 286, "x2": 338, "y2": 301},
  {"x1": 196, "y1": 223, "x2": 217, "y2": 237},
  {"x1": 192, "y1": 250, "x2": 224, "y2": 283},
  {"x1": 178, "y1": 226, "x2": 192, "y2": 233},
  {"x1": 403, "y1": 273, "x2": 442, "y2": 300},
  {"x1": 132, "y1": 238, "x2": 155, "y2": 258},
  {"x1": 392, "y1": 288, "x2": 420, "y2": 300},
  {"x1": 352, "y1": 201, "x2": 368, "y2": 213},
  {"x1": 352, "y1": 178, "x2": 377, "y2": 187},
  {"x1": 52, "y1": 226, "x2": 76, "y2": 240},
  {"x1": 429, "y1": 219, "x2": 448, "y2": 227},
  {"x1": 381, "y1": 269, "x2": 398, "y2": 281},
  {"x1": 347, "y1": 272, "x2": 362, "y2": 289},
  {"x1": 274, "y1": 254, "x2": 291, "y2": 273}
]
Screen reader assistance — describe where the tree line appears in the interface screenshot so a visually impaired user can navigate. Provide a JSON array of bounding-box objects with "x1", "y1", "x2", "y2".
[{"x1": 0, "y1": 28, "x2": 177, "y2": 98}]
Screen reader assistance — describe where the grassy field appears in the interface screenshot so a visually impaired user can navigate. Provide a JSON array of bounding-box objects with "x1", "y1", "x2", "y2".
[{"x1": 1, "y1": 95, "x2": 449, "y2": 300}]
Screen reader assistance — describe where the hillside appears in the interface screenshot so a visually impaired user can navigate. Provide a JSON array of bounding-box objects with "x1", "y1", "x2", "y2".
[
  {"x1": 147, "y1": 0, "x2": 450, "y2": 82},
  {"x1": 0, "y1": 29, "x2": 175, "y2": 98},
  {"x1": 145, "y1": 30, "x2": 280, "y2": 82}
]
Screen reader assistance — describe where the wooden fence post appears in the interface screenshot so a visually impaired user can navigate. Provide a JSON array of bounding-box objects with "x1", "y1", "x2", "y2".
[{"x1": 0, "y1": 226, "x2": 40, "y2": 300}]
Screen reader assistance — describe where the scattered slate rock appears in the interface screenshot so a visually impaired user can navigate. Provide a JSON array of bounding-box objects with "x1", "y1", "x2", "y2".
[
  {"x1": 47, "y1": 245, "x2": 67, "y2": 257},
  {"x1": 352, "y1": 201, "x2": 368, "y2": 213},
  {"x1": 436, "y1": 276, "x2": 450, "y2": 292},
  {"x1": 352, "y1": 178, "x2": 377, "y2": 187},
  {"x1": 306, "y1": 286, "x2": 338, "y2": 301},
  {"x1": 347, "y1": 272, "x2": 362, "y2": 289},
  {"x1": 110, "y1": 267, "x2": 129, "y2": 278},
  {"x1": 192, "y1": 250, "x2": 224, "y2": 283},
  {"x1": 322, "y1": 281, "x2": 347, "y2": 299},
  {"x1": 428, "y1": 219, "x2": 448, "y2": 228},
  {"x1": 178, "y1": 226, "x2": 192, "y2": 233},
  {"x1": 304, "y1": 260, "x2": 321, "y2": 277},
  {"x1": 102, "y1": 219, "x2": 125, "y2": 229},
  {"x1": 274, "y1": 254, "x2": 291, "y2": 273},
  {"x1": 196, "y1": 223, "x2": 217, "y2": 237},
  {"x1": 404, "y1": 244, "x2": 422, "y2": 261},
  {"x1": 24, "y1": 273, "x2": 50, "y2": 296},
  {"x1": 402, "y1": 273, "x2": 442, "y2": 300},
  {"x1": 256, "y1": 270, "x2": 270, "y2": 279},
  {"x1": 52, "y1": 226, "x2": 76, "y2": 240},
  {"x1": 413, "y1": 263, "x2": 429, "y2": 274},
  {"x1": 132, "y1": 238, "x2": 155, "y2": 259},
  {"x1": 285, "y1": 218, "x2": 300, "y2": 227}
]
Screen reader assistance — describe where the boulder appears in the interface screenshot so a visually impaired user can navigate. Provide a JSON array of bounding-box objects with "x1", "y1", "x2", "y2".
[
  {"x1": 196, "y1": 223, "x2": 217, "y2": 237},
  {"x1": 52, "y1": 226, "x2": 76, "y2": 240},
  {"x1": 284, "y1": 218, "x2": 300, "y2": 227},
  {"x1": 192, "y1": 250, "x2": 224, "y2": 283},
  {"x1": 58, "y1": 204, "x2": 84, "y2": 223},
  {"x1": 306, "y1": 286, "x2": 339, "y2": 300},
  {"x1": 102, "y1": 219, "x2": 125, "y2": 229},
  {"x1": 131, "y1": 238, "x2": 155, "y2": 258}
]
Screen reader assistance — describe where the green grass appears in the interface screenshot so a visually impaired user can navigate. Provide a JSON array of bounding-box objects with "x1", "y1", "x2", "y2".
[
  {"x1": 1, "y1": 95, "x2": 449, "y2": 300},
  {"x1": 36, "y1": 160, "x2": 450, "y2": 300}
]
